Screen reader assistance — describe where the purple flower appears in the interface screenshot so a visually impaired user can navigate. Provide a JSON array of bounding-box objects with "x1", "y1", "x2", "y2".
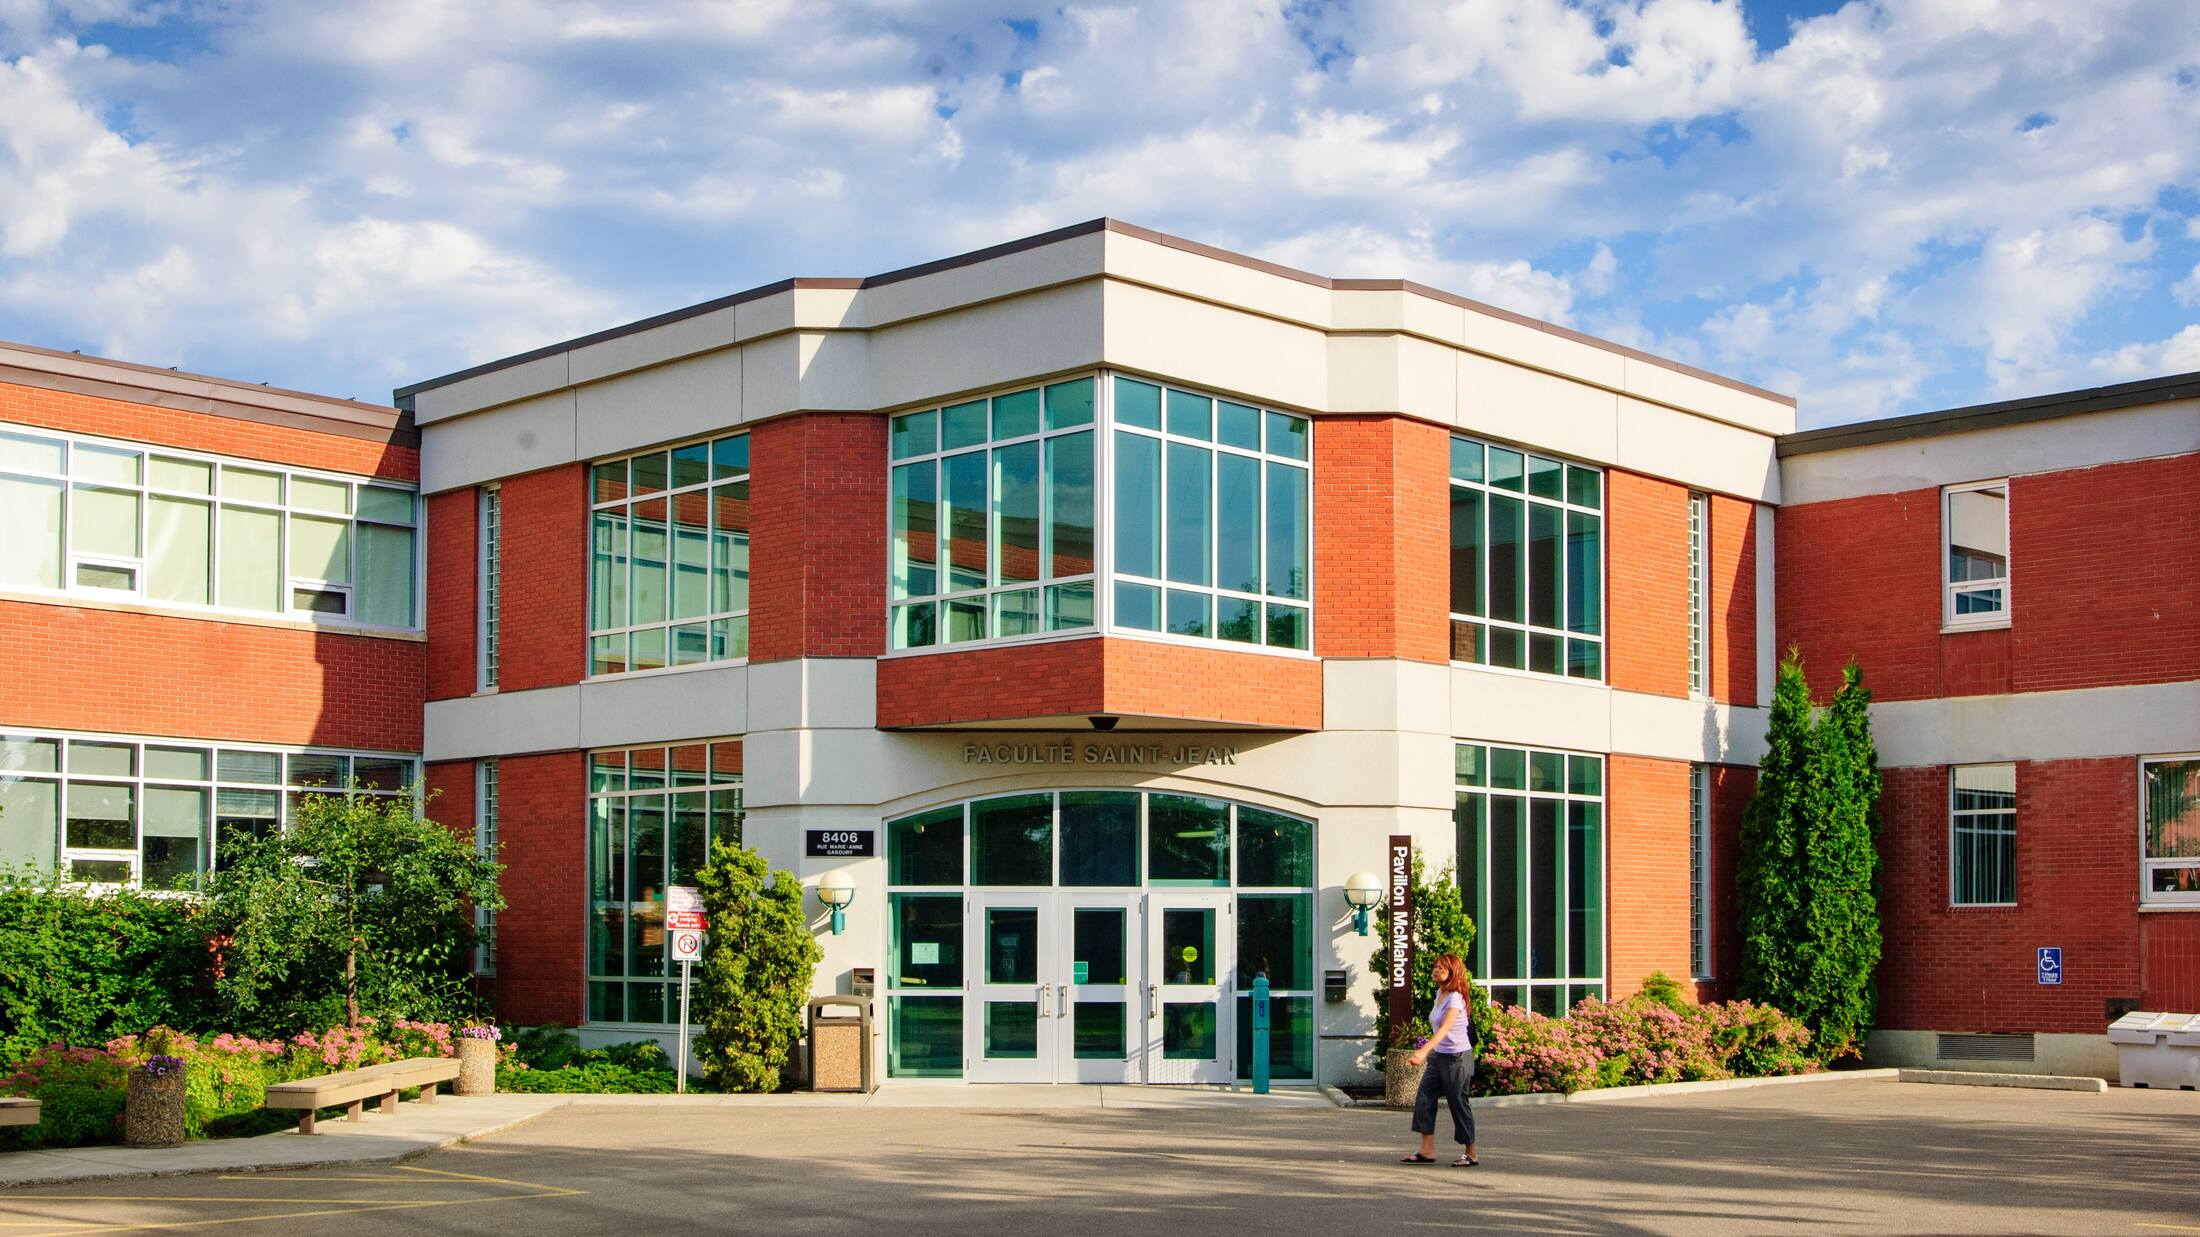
[
  {"x1": 141, "y1": 1055, "x2": 184, "y2": 1080},
  {"x1": 458, "y1": 1025, "x2": 501, "y2": 1041}
]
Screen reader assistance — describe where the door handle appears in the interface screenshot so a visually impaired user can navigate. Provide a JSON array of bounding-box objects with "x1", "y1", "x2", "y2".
[
  {"x1": 1148, "y1": 982, "x2": 1158, "y2": 1020},
  {"x1": 1038, "y1": 983, "x2": 1051, "y2": 1017},
  {"x1": 1058, "y1": 984, "x2": 1068, "y2": 1018}
]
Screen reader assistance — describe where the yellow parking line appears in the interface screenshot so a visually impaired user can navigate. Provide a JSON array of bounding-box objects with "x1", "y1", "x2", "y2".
[
  {"x1": 2136, "y1": 1225, "x2": 2200, "y2": 1233},
  {"x1": 397, "y1": 1163, "x2": 580, "y2": 1190},
  {"x1": 0, "y1": 1186, "x2": 586, "y2": 1237}
]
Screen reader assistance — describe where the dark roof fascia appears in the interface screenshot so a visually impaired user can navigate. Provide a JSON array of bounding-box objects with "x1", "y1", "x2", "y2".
[
  {"x1": 1777, "y1": 370, "x2": 2200, "y2": 456},
  {"x1": 394, "y1": 217, "x2": 1796, "y2": 409}
]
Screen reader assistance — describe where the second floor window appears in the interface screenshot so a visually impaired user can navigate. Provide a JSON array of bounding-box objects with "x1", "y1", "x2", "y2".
[
  {"x1": 1944, "y1": 480, "x2": 2009, "y2": 627},
  {"x1": 1950, "y1": 763, "x2": 2016, "y2": 906},
  {"x1": 589, "y1": 433, "x2": 749, "y2": 676},
  {"x1": 1450, "y1": 437, "x2": 1603, "y2": 680},
  {"x1": 2144, "y1": 758, "x2": 2200, "y2": 906},
  {"x1": 0, "y1": 427, "x2": 419, "y2": 628}
]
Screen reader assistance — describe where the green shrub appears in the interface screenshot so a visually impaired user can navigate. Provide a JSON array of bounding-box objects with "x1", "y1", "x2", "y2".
[
  {"x1": 513, "y1": 1024, "x2": 584, "y2": 1071},
  {"x1": 694, "y1": 838, "x2": 820, "y2": 1092},
  {"x1": 496, "y1": 1061, "x2": 676, "y2": 1094},
  {"x1": 0, "y1": 1045, "x2": 128, "y2": 1149},
  {"x1": 1634, "y1": 971, "x2": 1691, "y2": 1014},
  {"x1": 0, "y1": 870, "x2": 209, "y2": 1069},
  {"x1": 1472, "y1": 995, "x2": 1816, "y2": 1097}
]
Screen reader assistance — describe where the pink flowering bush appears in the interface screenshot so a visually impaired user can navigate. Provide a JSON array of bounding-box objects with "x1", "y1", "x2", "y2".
[
  {"x1": 8, "y1": 1017, "x2": 493, "y2": 1148},
  {"x1": 1470, "y1": 988, "x2": 1817, "y2": 1097}
]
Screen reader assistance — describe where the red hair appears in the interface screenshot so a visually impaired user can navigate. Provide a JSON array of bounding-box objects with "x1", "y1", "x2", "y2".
[{"x1": 1433, "y1": 953, "x2": 1472, "y2": 1000}]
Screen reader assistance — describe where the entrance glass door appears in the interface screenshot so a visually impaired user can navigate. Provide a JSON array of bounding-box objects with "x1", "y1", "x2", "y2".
[
  {"x1": 969, "y1": 895, "x2": 1050, "y2": 1082},
  {"x1": 1059, "y1": 897, "x2": 1138, "y2": 1082},
  {"x1": 1145, "y1": 894, "x2": 1234, "y2": 1083}
]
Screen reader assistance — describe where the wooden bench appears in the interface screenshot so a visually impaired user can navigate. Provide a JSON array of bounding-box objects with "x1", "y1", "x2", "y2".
[
  {"x1": 264, "y1": 1056, "x2": 463, "y2": 1135},
  {"x1": 0, "y1": 1097, "x2": 39, "y2": 1127}
]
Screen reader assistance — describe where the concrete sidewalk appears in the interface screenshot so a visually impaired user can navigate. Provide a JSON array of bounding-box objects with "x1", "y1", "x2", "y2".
[{"x1": 0, "y1": 1085, "x2": 1329, "y2": 1187}]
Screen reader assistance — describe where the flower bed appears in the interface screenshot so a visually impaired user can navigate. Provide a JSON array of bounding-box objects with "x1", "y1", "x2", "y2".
[
  {"x1": 0, "y1": 1018, "x2": 508, "y2": 1150},
  {"x1": 1473, "y1": 992, "x2": 1817, "y2": 1097}
]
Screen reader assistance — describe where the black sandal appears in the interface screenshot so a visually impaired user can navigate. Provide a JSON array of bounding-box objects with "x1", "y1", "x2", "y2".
[
  {"x1": 1400, "y1": 1153, "x2": 1436, "y2": 1164},
  {"x1": 1451, "y1": 1156, "x2": 1479, "y2": 1167}
]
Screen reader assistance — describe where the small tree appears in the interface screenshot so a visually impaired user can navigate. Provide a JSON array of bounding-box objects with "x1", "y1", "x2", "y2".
[
  {"x1": 1737, "y1": 652, "x2": 1884, "y2": 1060},
  {"x1": 693, "y1": 837, "x2": 821, "y2": 1092},
  {"x1": 1368, "y1": 853, "x2": 1479, "y2": 1053},
  {"x1": 202, "y1": 788, "x2": 502, "y2": 1034}
]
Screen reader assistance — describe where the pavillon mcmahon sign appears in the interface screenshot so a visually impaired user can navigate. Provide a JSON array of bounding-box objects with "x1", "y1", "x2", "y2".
[{"x1": 1387, "y1": 834, "x2": 1413, "y2": 1032}]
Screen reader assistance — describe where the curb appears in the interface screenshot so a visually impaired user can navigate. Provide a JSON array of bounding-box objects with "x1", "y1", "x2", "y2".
[
  {"x1": 1897, "y1": 1069, "x2": 2109, "y2": 1093},
  {"x1": 1325, "y1": 1068, "x2": 1899, "y2": 1110}
]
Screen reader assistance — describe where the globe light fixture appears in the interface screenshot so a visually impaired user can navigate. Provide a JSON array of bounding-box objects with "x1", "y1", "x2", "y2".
[
  {"x1": 817, "y1": 870, "x2": 857, "y2": 935},
  {"x1": 1343, "y1": 870, "x2": 1385, "y2": 936}
]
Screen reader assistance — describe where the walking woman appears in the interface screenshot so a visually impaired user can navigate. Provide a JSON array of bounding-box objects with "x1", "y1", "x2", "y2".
[{"x1": 1400, "y1": 953, "x2": 1478, "y2": 1167}]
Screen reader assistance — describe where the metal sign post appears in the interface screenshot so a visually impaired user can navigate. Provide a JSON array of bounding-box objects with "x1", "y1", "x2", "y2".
[
  {"x1": 666, "y1": 885, "x2": 707, "y2": 1095},
  {"x1": 677, "y1": 956, "x2": 692, "y2": 1093}
]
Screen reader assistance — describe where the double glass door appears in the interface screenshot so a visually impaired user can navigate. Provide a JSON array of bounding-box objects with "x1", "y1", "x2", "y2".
[{"x1": 968, "y1": 892, "x2": 1232, "y2": 1083}]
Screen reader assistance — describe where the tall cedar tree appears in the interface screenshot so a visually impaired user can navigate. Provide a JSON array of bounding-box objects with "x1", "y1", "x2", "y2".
[
  {"x1": 693, "y1": 837, "x2": 822, "y2": 1092},
  {"x1": 1737, "y1": 653, "x2": 1884, "y2": 1060},
  {"x1": 1737, "y1": 654, "x2": 1813, "y2": 1015}
]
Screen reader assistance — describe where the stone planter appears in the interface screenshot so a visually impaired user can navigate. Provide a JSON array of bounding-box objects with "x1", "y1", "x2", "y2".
[
  {"x1": 1385, "y1": 1048, "x2": 1425, "y2": 1109},
  {"x1": 124, "y1": 1065, "x2": 186, "y2": 1148},
  {"x1": 455, "y1": 1038, "x2": 497, "y2": 1096}
]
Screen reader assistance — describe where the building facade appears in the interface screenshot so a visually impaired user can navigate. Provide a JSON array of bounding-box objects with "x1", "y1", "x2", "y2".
[
  {"x1": 0, "y1": 340, "x2": 425, "y2": 887},
  {"x1": 1776, "y1": 373, "x2": 2200, "y2": 1077},
  {"x1": 398, "y1": 220, "x2": 1785, "y2": 1084},
  {"x1": 6, "y1": 221, "x2": 2190, "y2": 1086}
]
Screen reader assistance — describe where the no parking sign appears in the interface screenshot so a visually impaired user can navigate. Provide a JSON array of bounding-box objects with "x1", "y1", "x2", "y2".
[{"x1": 670, "y1": 928, "x2": 704, "y2": 962}]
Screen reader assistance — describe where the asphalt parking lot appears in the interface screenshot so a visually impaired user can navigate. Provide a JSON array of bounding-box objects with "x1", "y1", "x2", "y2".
[{"x1": 3, "y1": 1079, "x2": 2196, "y2": 1236}]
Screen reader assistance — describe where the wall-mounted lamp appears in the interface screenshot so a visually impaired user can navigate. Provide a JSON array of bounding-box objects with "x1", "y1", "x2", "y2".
[
  {"x1": 818, "y1": 871, "x2": 856, "y2": 935},
  {"x1": 1343, "y1": 871, "x2": 1384, "y2": 936}
]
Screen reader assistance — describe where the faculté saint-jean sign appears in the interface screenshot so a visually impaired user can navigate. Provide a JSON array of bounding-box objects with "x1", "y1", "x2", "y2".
[{"x1": 959, "y1": 742, "x2": 1242, "y2": 767}]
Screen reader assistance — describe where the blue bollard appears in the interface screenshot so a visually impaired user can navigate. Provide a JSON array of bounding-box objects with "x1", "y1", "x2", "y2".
[{"x1": 1252, "y1": 974, "x2": 1271, "y2": 1094}]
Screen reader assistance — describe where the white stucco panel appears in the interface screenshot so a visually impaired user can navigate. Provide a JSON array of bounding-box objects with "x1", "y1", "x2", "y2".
[
  {"x1": 418, "y1": 389, "x2": 577, "y2": 495},
  {"x1": 1101, "y1": 282, "x2": 1328, "y2": 413},
  {"x1": 571, "y1": 347, "x2": 742, "y2": 460}
]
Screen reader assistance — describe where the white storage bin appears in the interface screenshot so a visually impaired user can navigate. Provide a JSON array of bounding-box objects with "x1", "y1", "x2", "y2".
[{"x1": 2107, "y1": 1012, "x2": 2200, "y2": 1089}]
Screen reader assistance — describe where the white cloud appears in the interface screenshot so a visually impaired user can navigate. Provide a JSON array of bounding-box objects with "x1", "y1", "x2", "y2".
[
  {"x1": 2089, "y1": 324, "x2": 2200, "y2": 378},
  {"x1": 2175, "y1": 262, "x2": 2200, "y2": 307}
]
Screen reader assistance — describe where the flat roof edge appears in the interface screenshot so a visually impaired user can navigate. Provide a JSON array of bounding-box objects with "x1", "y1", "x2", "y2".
[
  {"x1": 0, "y1": 339, "x2": 414, "y2": 444},
  {"x1": 395, "y1": 218, "x2": 1794, "y2": 411},
  {"x1": 1777, "y1": 371, "x2": 2200, "y2": 456}
]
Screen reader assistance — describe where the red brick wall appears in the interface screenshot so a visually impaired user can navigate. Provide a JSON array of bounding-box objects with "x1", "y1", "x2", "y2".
[
  {"x1": 480, "y1": 750, "x2": 586, "y2": 1027},
  {"x1": 2144, "y1": 912, "x2": 2200, "y2": 1014},
  {"x1": 1700, "y1": 764, "x2": 1755, "y2": 1003},
  {"x1": 1607, "y1": 754, "x2": 1692, "y2": 998},
  {"x1": 1313, "y1": 415, "x2": 1448, "y2": 663},
  {"x1": 876, "y1": 637, "x2": 1323, "y2": 730},
  {"x1": 1607, "y1": 470, "x2": 1689, "y2": 698},
  {"x1": 425, "y1": 490, "x2": 477, "y2": 701},
  {"x1": 1709, "y1": 495, "x2": 1758, "y2": 706},
  {"x1": 749, "y1": 413, "x2": 888, "y2": 662},
  {"x1": 1777, "y1": 453, "x2": 2198, "y2": 703},
  {"x1": 1, "y1": 380, "x2": 415, "y2": 480},
  {"x1": 496, "y1": 464, "x2": 587, "y2": 693},
  {"x1": 1876, "y1": 758, "x2": 2143, "y2": 1034},
  {"x1": 0, "y1": 599, "x2": 421, "y2": 751}
]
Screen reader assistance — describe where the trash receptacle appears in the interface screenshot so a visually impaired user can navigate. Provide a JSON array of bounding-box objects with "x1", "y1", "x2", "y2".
[
  {"x1": 808, "y1": 996, "x2": 874, "y2": 1093},
  {"x1": 2107, "y1": 1012, "x2": 2200, "y2": 1089}
]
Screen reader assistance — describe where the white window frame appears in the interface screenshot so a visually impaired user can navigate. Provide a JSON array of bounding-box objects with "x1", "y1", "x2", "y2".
[
  {"x1": 0, "y1": 425, "x2": 422, "y2": 630},
  {"x1": 1446, "y1": 436, "x2": 1606, "y2": 683},
  {"x1": 475, "y1": 758, "x2": 499, "y2": 974},
  {"x1": 478, "y1": 485, "x2": 501, "y2": 692},
  {"x1": 1949, "y1": 763, "x2": 2018, "y2": 908},
  {"x1": 1942, "y1": 479, "x2": 2011, "y2": 630},
  {"x1": 1689, "y1": 764, "x2": 1711, "y2": 978},
  {"x1": 2141, "y1": 754, "x2": 2200, "y2": 908},
  {"x1": 1688, "y1": 492, "x2": 1710, "y2": 698},
  {"x1": 1453, "y1": 741, "x2": 1606, "y2": 1014}
]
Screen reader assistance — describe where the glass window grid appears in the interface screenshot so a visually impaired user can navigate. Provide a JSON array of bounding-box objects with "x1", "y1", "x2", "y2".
[
  {"x1": 1688, "y1": 764, "x2": 1709, "y2": 978},
  {"x1": 0, "y1": 727, "x2": 417, "y2": 888},
  {"x1": 1687, "y1": 492, "x2": 1708, "y2": 697},
  {"x1": 0, "y1": 426, "x2": 420, "y2": 628},
  {"x1": 584, "y1": 740, "x2": 745, "y2": 1025},
  {"x1": 1454, "y1": 741, "x2": 1606, "y2": 1013},
  {"x1": 1448, "y1": 436, "x2": 1604, "y2": 681},
  {"x1": 478, "y1": 487, "x2": 500, "y2": 690},
  {"x1": 1949, "y1": 763, "x2": 2017, "y2": 907},
  {"x1": 888, "y1": 379, "x2": 1098, "y2": 650},
  {"x1": 883, "y1": 373, "x2": 1315, "y2": 657},
  {"x1": 2141, "y1": 756, "x2": 2200, "y2": 907},
  {"x1": 1942, "y1": 480, "x2": 2011, "y2": 628},
  {"x1": 475, "y1": 759, "x2": 499, "y2": 975},
  {"x1": 1106, "y1": 378, "x2": 1313, "y2": 653},
  {"x1": 587, "y1": 432, "x2": 750, "y2": 677},
  {"x1": 883, "y1": 791, "x2": 1316, "y2": 1079}
]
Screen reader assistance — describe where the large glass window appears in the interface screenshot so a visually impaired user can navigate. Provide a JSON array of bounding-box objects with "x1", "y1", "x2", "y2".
[
  {"x1": 590, "y1": 434, "x2": 749, "y2": 676},
  {"x1": 1456, "y1": 742, "x2": 1605, "y2": 1014},
  {"x1": 885, "y1": 374, "x2": 1312, "y2": 653},
  {"x1": 1449, "y1": 437, "x2": 1602, "y2": 679},
  {"x1": 0, "y1": 427, "x2": 418, "y2": 627},
  {"x1": 889, "y1": 379, "x2": 1096, "y2": 649},
  {"x1": 0, "y1": 730, "x2": 415, "y2": 886},
  {"x1": 586, "y1": 739, "x2": 744, "y2": 1024},
  {"x1": 2143, "y1": 758, "x2": 2200, "y2": 906},
  {"x1": 1113, "y1": 377, "x2": 1312, "y2": 651},
  {"x1": 1950, "y1": 763, "x2": 2016, "y2": 907},
  {"x1": 1943, "y1": 480, "x2": 2009, "y2": 627}
]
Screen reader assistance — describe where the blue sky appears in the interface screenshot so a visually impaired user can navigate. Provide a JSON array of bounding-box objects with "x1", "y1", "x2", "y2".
[{"x1": 1, "y1": 1, "x2": 2196, "y2": 427}]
